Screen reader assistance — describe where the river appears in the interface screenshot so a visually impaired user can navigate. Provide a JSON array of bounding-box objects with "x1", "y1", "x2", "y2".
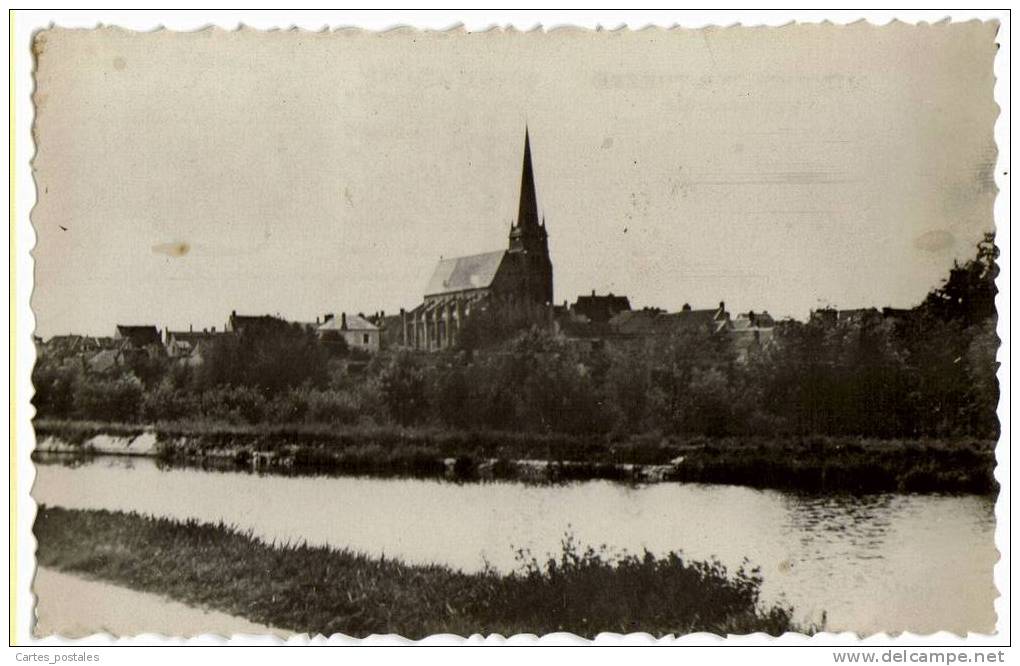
[{"x1": 32, "y1": 455, "x2": 997, "y2": 636}]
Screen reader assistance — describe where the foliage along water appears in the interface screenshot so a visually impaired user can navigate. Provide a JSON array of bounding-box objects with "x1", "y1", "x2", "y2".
[{"x1": 33, "y1": 454, "x2": 996, "y2": 636}]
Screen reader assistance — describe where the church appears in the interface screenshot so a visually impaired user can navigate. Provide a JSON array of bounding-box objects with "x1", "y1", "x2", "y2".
[{"x1": 401, "y1": 129, "x2": 554, "y2": 351}]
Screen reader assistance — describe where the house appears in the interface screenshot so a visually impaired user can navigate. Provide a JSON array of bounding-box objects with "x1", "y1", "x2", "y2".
[
  {"x1": 367, "y1": 311, "x2": 405, "y2": 350},
  {"x1": 87, "y1": 348, "x2": 124, "y2": 374},
  {"x1": 571, "y1": 292, "x2": 631, "y2": 323},
  {"x1": 837, "y1": 308, "x2": 882, "y2": 324},
  {"x1": 810, "y1": 307, "x2": 890, "y2": 327},
  {"x1": 114, "y1": 325, "x2": 162, "y2": 349},
  {"x1": 165, "y1": 327, "x2": 223, "y2": 365},
  {"x1": 607, "y1": 308, "x2": 665, "y2": 338},
  {"x1": 113, "y1": 325, "x2": 164, "y2": 360},
  {"x1": 402, "y1": 129, "x2": 555, "y2": 351},
  {"x1": 809, "y1": 308, "x2": 838, "y2": 326},
  {"x1": 658, "y1": 302, "x2": 732, "y2": 336},
  {"x1": 225, "y1": 311, "x2": 287, "y2": 334},
  {"x1": 93, "y1": 336, "x2": 116, "y2": 350},
  {"x1": 317, "y1": 312, "x2": 380, "y2": 353},
  {"x1": 730, "y1": 310, "x2": 776, "y2": 363},
  {"x1": 42, "y1": 334, "x2": 104, "y2": 357},
  {"x1": 736, "y1": 310, "x2": 775, "y2": 328}
]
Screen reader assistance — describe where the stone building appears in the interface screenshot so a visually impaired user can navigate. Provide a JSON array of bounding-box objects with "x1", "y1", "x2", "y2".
[{"x1": 402, "y1": 129, "x2": 554, "y2": 351}]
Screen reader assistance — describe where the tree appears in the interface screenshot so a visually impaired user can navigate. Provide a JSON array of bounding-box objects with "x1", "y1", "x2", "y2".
[
  {"x1": 196, "y1": 320, "x2": 328, "y2": 394},
  {"x1": 898, "y1": 232, "x2": 1000, "y2": 436},
  {"x1": 379, "y1": 352, "x2": 429, "y2": 426},
  {"x1": 457, "y1": 300, "x2": 552, "y2": 352},
  {"x1": 922, "y1": 231, "x2": 998, "y2": 325},
  {"x1": 31, "y1": 358, "x2": 82, "y2": 418},
  {"x1": 645, "y1": 327, "x2": 735, "y2": 435}
]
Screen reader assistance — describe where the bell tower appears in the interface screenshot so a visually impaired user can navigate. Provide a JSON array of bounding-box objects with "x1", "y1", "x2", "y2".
[{"x1": 507, "y1": 128, "x2": 553, "y2": 305}]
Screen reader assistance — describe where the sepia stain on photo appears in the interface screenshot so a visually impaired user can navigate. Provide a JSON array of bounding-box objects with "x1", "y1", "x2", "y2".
[{"x1": 28, "y1": 21, "x2": 1000, "y2": 639}]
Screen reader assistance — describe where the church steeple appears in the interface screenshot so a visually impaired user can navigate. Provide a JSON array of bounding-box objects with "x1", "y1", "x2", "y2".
[
  {"x1": 516, "y1": 127, "x2": 539, "y2": 229},
  {"x1": 509, "y1": 128, "x2": 547, "y2": 256},
  {"x1": 506, "y1": 127, "x2": 553, "y2": 305}
]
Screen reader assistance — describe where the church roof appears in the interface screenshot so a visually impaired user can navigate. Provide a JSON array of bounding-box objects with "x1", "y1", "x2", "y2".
[{"x1": 424, "y1": 250, "x2": 506, "y2": 297}]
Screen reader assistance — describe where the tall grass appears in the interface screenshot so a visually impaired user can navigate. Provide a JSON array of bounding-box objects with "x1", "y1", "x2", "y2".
[{"x1": 35, "y1": 506, "x2": 804, "y2": 638}]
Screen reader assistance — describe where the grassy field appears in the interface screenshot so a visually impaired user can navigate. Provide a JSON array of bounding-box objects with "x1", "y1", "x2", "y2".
[
  {"x1": 34, "y1": 418, "x2": 997, "y2": 494},
  {"x1": 35, "y1": 506, "x2": 806, "y2": 638}
]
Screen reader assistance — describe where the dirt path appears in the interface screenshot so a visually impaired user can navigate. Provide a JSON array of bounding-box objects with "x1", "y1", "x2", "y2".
[{"x1": 33, "y1": 567, "x2": 293, "y2": 639}]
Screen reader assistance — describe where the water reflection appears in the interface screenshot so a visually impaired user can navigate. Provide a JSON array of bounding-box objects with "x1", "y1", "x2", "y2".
[{"x1": 32, "y1": 454, "x2": 996, "y2": 635}]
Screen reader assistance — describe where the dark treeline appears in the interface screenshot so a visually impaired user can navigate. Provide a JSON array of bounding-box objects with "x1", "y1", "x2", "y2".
[{"x1": 33, "y1": 234, "x2": 999, "y2": 440}]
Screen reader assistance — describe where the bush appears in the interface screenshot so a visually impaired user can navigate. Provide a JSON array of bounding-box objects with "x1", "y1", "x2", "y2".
[
  {"x1": 433, "y1": 364, "x2": 472, "y2": 428},
  {"x1": 31, "y1": 360, "x2": 82, "y2": 418},
  {"x1": 300, "y1": 386, "x2": 369, "y2": 425},
  {"x1": 141, "y1": 379, "x2": 200, "y2": 422},
  {"x1": 197, "y1": 385, "x2": 267, "y2": 424},
  {"x1": 73, "y1": 374, "x2": 144, "y2": 422}
]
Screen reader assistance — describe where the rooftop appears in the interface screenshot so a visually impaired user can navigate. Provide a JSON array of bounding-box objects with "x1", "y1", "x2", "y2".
[
  {"x1": 318, "y1": 313, "x2": 379, "y2": 332},
  {"x1": 424, "y1": 250, "x2": 506, "y2": 297}
]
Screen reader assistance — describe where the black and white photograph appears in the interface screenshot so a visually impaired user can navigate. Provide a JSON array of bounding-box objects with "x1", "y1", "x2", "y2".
[{"x1": 11, "y1": 11, "x2": 1008, "y2": 650}]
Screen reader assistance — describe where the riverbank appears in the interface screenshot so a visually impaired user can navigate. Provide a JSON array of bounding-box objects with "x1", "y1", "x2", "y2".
[
  {"x1": 35, "y1": 506, "x2": 804, "y2": 638},
  {"x1": 33, "y1": 419, "x2": 997, "y2": 493}
]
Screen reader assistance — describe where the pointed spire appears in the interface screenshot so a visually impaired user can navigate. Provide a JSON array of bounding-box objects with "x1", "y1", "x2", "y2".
[{"x1": 516, "y1": 127, "x2": 539, "y2": 229}]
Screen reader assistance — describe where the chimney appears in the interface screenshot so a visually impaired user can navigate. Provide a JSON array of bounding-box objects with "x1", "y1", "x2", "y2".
[
  {"x1": 203, "y1": 328, "x2": 207, "y2": 333},
  {"x1": 189, "y1": 323, "x2": 193, "y2": 333},
  {"x1": 341, "y1": 313, "x2": 347, "y2": 330},
  {"x1": 316, "y1": 315, "x2": 320, "y2": 325},
  {"x1": 591, "y1": 289, "x2": 596, "y2": 297},
  {"x1": 682, "y1": 303, "x2": 692, "y2": 312},
  {"x1": 211, "y1": 325, "x2": 216, "y2": 333},
  {"x1": 719, "y1": 301, "x2": 725, "y2": 312},
  {"x1": 381, "y1": 310, "x2": 385, "y2": 319}
]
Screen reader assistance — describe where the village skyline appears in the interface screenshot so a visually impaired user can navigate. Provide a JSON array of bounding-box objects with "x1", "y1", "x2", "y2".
[
  {"x1": 31, "y1": 113, "x2": 994, "y2": 338},
  {"x1": 30, "y1": 25, "x2": 997, "y2": 338}
]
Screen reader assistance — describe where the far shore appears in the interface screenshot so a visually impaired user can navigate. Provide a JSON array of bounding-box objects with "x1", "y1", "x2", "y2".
[{"x1": 32, "y1": 418, "x2": 997, "y2": 494}]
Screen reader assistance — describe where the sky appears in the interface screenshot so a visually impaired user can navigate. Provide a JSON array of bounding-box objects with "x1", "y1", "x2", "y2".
[{"x1": 31, "y1": 22, "x2": 999, "y2": 337}]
